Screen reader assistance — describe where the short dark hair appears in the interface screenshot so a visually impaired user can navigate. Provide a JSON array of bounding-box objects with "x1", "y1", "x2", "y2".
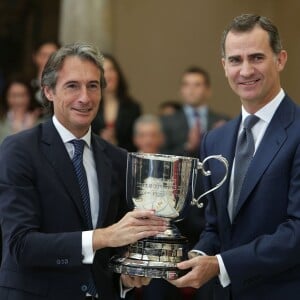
[
  {"x1": 159, "y1": 100, "x2": 182, "y2": 111},
  {"x1": 221, "y1": 14, "x2": 282, "y2": 58},
  {"x1": 41, "y1": 42, "x2": 106, "y2": 115},
  {"x1": 182, "y1": 66, "x2": 211, "y2": 87}
]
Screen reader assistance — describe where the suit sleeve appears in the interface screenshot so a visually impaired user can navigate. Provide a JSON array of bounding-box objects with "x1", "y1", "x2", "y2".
[{"x1": 0, "y1": 136, "x2": 83, "y2": 268}]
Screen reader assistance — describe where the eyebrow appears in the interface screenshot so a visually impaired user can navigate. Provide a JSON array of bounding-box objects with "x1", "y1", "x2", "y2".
[
  {"x1": 63, "y1": 80, "x2": 100, "y2": 86},
  {"x1": 227, "y1": 52, "x2": 265, "y2": 60}
]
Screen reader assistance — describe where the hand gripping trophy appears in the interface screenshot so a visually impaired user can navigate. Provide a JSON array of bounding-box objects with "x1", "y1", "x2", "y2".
[{"x1": 110, "y1": 153, "x2": 228, "y2": 280}]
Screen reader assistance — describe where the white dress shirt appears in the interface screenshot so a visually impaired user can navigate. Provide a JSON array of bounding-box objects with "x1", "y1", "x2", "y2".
[
  {"x1": 52, "y1": 116, "x2": 99, "y2": 263},
  {"x1": 217, "y1": 88, "x2": 285, "y2": 287}
]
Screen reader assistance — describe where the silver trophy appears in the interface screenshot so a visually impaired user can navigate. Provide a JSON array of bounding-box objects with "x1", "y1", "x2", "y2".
[{"x1": 109, "y1": 153, "x2": 228, "y2": 280}]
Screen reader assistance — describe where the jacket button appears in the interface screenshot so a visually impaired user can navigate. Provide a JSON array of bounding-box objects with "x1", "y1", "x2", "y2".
[{"x1": 81, "y1": 285, "x2": 88, "y2": 292}]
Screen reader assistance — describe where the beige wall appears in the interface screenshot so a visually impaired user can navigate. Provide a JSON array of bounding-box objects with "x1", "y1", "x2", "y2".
[{"x1": 111, "y1": 0, "x2": 300, "y2": 117}]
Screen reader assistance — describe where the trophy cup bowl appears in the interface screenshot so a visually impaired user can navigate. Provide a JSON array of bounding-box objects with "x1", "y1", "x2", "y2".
[{"x1": 109, "y1": 153, "x2": 228, "y2": 280}]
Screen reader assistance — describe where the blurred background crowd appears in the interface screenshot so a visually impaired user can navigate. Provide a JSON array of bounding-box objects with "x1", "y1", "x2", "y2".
[{"x1": 0, "y1": 1, "x2": 300, "y2": 299}]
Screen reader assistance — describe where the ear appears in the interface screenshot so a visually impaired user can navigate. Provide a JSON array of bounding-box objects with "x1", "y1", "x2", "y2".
[
  {"x1": 276, "y1": 50, "x2": 288, "y2": 72},
  {"x1": 221, "y1": 58, "x2": 228, "y2": 77},
  {"x1": 43, "y1": 86, "x2": 54, "y2": 102}
]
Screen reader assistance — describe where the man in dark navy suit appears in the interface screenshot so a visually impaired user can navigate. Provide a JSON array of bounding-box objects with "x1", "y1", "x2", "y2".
[
  {"x1": 170, "y1": 14, "x2": 300, "y2": 300},
  {"x1": 0, "y1": 42, "x2": 167, "y2": 300}
]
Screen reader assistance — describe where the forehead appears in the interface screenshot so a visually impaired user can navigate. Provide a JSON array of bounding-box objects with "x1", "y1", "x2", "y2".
[
  {"x1": 224, "y1": 26, "x2": 272, "y2": 56},
  {"x1": 57, "y1": 56, "x2": 101, "y2": 83},
  {"x1": 182, "y1": 72, "x2": 205, "y2": 83},
  {"x1": 38, "y1": 43, "x2": 58, "y2": 54},
  {"x1": 137, "y1": 122, "x2": 160, "y2": 131}
]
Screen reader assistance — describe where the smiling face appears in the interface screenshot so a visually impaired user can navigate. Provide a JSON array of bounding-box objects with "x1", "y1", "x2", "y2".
[
  {"x1": 44, "y1": 56, "x2": 101, "y2": 137},
  {"x1": 222, "y1": 26, "x2": 287, "y2": 113}
]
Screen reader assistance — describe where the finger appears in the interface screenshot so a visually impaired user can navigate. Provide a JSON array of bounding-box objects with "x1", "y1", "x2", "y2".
[
  {"x1": 141, "y1": 277, "x2": 151, "y2": 286},
  {"x1": 134, "y1": 218, "x2": 167, "y2": 227},
  {"x1": 168, "y1": 272, "x2": 192, "y2": 288},
  {"x1": 130, "y1": 209, "x2": 166, "y2": 221},
  {"x1": 131, "y1": 276, "x2": 143, "y2": 288},
  {"x1": 135, "y1": 230, "x2": 166, "y2": 240},
  {"x1": 133, "y1": 224, "x2": 167, "y2": 233},
  {"x1": 177, "y1": 257, "x2": 198, "y2": 270}
]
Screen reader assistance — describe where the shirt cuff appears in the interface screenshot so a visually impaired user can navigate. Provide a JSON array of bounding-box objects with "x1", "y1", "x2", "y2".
[
  {"x1": 216, "y1": 254, "x2": 231, "y2": 287},
  {"x1": 189, "y1": 249, "x2": 207, "y2": 257},
  {"x1": 82, "y1": 230, "x2": 95, "y2": 264},
  {"x1": 119, "y1": 277, "x2": 133, "y2": 298}
]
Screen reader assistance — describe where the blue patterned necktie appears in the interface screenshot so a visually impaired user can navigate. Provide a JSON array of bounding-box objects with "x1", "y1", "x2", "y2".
[
  {"x1": 71, "y1": 139, "x2": 93, "y2": 229},
  {"x1": 71, "y1": 139, "x2": 97, "y2": 297},
  {"x1": 230, "y1": 115, "x2": 260, "y2": 221}
]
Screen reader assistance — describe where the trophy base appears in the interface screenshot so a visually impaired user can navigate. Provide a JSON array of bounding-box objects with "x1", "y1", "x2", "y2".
[{"x1": 109, "y1": 235, "x2": 189, "y2": 280}]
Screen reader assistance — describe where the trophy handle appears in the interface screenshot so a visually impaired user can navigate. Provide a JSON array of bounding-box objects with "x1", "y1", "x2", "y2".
[{"x1": 191, "y1": 155, "x2": 229, "y2": 208}]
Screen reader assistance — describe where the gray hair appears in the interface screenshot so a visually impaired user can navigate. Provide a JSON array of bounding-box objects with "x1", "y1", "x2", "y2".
[
  {"x1": 221, "y1": 14, "x2": 283, "y2": 58},
  {"x1": 41, "y1": 42, "x2": 107, "y2": 114},
  {"x1": 133, "y1": 114, "x2": 163, "y2": 135}
]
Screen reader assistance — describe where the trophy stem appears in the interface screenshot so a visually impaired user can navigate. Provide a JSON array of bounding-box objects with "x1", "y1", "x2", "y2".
[{"x1": 155, "y1": 218, "x2": 183, "y2": 239}]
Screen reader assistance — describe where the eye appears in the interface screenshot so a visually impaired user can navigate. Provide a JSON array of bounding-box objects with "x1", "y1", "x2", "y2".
[
  {"x1": 228, "y1": 57, "x2": 241, "y2": 65},
  {"x1": 252, "y1": 55, "x2": 264, "y2": 62},
  {"x1": 87, "y1": 82, "x2": 100, "y2": 91},
  {"x1": 66, "y1": 82, "x2": 79, "y2": 90}
]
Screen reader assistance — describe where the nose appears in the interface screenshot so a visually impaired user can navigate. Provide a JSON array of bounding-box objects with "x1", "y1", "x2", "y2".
[
  {"x1": 240, "y1": 61, "x2": 255, "y2": 77},
  {"x1": 78, "y1": 86, "x2": 90, "y2": 103}
]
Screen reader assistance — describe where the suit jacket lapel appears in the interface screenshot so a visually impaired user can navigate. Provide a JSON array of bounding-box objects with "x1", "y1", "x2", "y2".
[
  {"x1": 40, "y1": 120, "x2": 87, "y2": 225},
  {"x1": 234, "y1": 97, "x2": 294, "y2": 219},
  {"x1": 91, "y1": 135, "x2": 112, "y2": 227}
]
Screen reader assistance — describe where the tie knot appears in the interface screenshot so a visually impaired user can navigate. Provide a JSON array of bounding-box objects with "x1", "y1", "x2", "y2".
[
  {"x1": 243, "y1": 115, "x2": 259, "y2": 130},
  {"x1": 193, "y1": 109, "x2": 200, "y2": 118},
  {"x1": 71, "y1": 139, "x2": 86, "y2": 156}
]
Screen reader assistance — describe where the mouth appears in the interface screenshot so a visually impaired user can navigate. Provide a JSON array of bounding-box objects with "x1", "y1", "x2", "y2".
[
  {"x1": 239, "y1": 79, "x2": 260, "y2": 86},
  {"x1": 72, "y1": 108, "x2": 93, "y2": 113}
]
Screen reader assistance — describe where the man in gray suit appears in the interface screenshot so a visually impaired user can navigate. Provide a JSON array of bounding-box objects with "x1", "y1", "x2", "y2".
[{"x1": 161, "y1": 66, "x2": 228, "y2": 158}]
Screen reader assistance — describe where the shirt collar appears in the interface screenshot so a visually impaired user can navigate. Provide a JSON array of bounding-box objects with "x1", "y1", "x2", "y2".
[
  {"x1": 241, "y1": 88, "x2": 285, "y2": 124},
  {"x1": 183, "y1": 105, "x2": 208, "y2": 117},
  {"x1": 52, "y1": 115, "x2": 91, "y2": 148}
]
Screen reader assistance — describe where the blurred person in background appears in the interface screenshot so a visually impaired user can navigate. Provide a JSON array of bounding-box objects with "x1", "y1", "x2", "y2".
[
  {"x1": 0, "y1": 78, "x2": 41, "y2": 143},
  {"x1": 31, "y1": 41, "x2": 60, "y2": 106},
  {"x1": 161, "y1": 67, "x2": 229, "y2": 157},
  {"x1": 133, "y1": 114, "x2": 164, "y2": 154},
  {"x1": 92, "y1": 54, "x2": 141, "y2": 151},
  {"x1": 159, "y1": 100, "x2": 182, "y2": 116}
]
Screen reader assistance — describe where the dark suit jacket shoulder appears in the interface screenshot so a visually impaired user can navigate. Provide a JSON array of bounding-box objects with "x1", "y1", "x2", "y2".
[{"x1": 0, "y1": 120, "x2": 127, "y2": 299}]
